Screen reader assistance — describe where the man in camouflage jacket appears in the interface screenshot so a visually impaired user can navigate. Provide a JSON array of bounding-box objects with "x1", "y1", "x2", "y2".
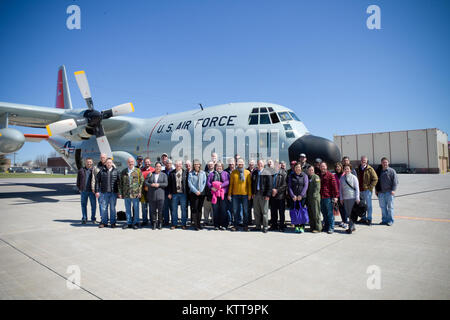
[{"x1": 118, "y1": 157, "x2": 144, "y2": 229}]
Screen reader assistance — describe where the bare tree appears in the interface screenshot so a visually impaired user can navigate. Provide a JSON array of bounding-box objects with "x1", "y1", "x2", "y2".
[{"x1": 34, "y1": 154, "x2": 47, "y2": 169}]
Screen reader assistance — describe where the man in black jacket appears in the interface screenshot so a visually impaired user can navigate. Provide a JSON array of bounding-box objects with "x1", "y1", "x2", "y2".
[
  {"x1": 167, "y1": 160, "x2": 189, "y2": 229},
  {"x1": 251, "y1": 160, "x2": 273, "y2": 233},
  {"x1": 95, "y1": 158, "x2": 120, "y2": 228},
  {"x1": 269, "y1": 164, "x2": 288, "y2": 232},
  {"x1": 76, "y1": 158, "x2": 97, "y2": 224}
]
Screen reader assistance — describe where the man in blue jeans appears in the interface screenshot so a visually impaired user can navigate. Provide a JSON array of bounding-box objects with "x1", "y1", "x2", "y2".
[
  {"x1": 355, "y1": 156, "x2": 378, "y2": 226},
  {"x1": 376, "y1": 157, "x2": 398, "y2": 226},
  {"x1": 168, "y1": 160, "x2": 188, "y2": 229},
  {"x1": 319, "y1": 162, "x2": 339, "y2": 234},
  {"x1": 95, "y1": 158, "x2": 119, "y2": 228},
  {"x1": 76, "y1": 158, "x2": 97, "y2": 224},
  {"x1": 228, "y1": 159, "x2": 252, "y2": 231},
  {"x1": 118, "y1": 157, "x2": 144, "y2": 230}
]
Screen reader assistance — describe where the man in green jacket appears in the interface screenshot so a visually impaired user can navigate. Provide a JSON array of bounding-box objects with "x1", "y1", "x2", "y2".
[
  {"x1": 118, "y1": 157, "x2": 144, "y2": 229},
  {"x1": 306, "y1": 166, "x2": 322, "y2": 233},
  {"x1": 355, "y1": 156, "x2": 378, "y2": 226}
]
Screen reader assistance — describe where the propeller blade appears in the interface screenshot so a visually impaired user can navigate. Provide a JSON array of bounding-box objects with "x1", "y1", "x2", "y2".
[
  {"x1": 46, "y1": 119, "x2": 77, "y2": 136},
  {"x1": 74, "y1": 70, "x2": 94, "y2": 110},
  {"x1": 111, "y1": 102, "x2": 135, "y2": 116},
  {"x1": 102, "y1": 103, "x2": 135, "y2": 119},
  {"x1": 96, "y1": 136, "x2": 113, "y2": 158}
]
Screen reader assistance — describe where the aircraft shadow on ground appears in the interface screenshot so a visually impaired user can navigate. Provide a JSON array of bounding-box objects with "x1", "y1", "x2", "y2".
[{"x1": 0, "y1": 182, "x2": 78, "y2": 204}]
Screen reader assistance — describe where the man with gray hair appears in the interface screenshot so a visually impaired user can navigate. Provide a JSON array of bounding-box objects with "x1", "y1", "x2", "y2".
[
  {"x1": 375, "y1": 157, "x2": 398, "y2": 226},
  {"x1": 167, "y1": 160, "x2": 188, "y2": 229},
  {"x1": 118, "y1": 157, "x2": 143, "y2": 229},
  {"x1": 228, "y1": 158, "x2": 252, "y2": 231},
  {"x1": 251, "y1": 159, "x2": 273, "y2": 233}
]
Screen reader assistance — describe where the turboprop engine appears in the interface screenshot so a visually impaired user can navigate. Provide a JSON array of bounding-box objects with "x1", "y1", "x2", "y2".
[{"x1": 0, "y1": 128, "x2": 25, "y2": 154}]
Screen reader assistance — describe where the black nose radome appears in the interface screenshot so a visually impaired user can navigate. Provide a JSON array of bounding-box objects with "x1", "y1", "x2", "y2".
[{"x1": 288, "y1": 134, "x2": 341, "y2": 167}]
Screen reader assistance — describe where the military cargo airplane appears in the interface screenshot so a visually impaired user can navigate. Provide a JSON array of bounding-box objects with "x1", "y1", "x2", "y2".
[{"x1": 0, "y1": 66, "x2": 341, "y2": 169}]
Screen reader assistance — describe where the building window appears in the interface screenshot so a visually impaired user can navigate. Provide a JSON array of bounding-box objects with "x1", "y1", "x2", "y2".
[{"x1": 285, "y1": 131, "x2": 295, "y2": 138}]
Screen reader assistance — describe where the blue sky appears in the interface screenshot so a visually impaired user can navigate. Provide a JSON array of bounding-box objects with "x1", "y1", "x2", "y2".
[{"x1": 0, "y1": 0, "x2": 449, "y2": 164}]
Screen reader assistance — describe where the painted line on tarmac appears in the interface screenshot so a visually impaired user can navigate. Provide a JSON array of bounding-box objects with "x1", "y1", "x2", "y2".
[
  {"x1": 393, "y1": 187, "x2": 450, "y2": 198},
  {"x1": 0, "y1": 237, "x2": 102, "y2": 300}
]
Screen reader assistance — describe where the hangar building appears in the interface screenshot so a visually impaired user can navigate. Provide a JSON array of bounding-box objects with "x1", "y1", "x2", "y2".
[{"x1": 333, "y1": 128, "x2": 448, "y2": 174}]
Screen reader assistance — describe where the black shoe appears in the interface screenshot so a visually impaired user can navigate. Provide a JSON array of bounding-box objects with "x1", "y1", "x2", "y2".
[
  {"x1": 98, "y1": 224, "x2": 105, "y2": 228},
  {"x1": 346, "y1": 228, "x2": 352, "y2": 234},
  {"x1": 81, "y1": 220, "x2": 87, "y2": 225},
  {"x1": 91, "y1": 219, "x2": 97, "y2": 224},
  {"x1": 141, "y1": 222, "x2": 148, "y2": 227},
  {"x1": 122, "y1": 224, "x2": 131, "y2": 229},
  {"x1": 244, "y1": 226, "x2": 249, "y2": 232},
  {"x1": 262, "y1": 228, "x2": 268, "y2": 233},
  {"x1": 111, "y1": 224, "x2": 116, "y2": 228},
  {"x1": 133, "y1": 224, "x2": 139, "y2": 230},
  {"x1": 269, "y1": 225, "x2": 278, "y2": 231},
  {"x1": 279, "y1": 227, "x2": 285, "y2": 232},
  {"x1": 152, "y1": 224, "x2": 156, "y2": 230},
  {"x1": 366, "y1": 220, "x2": 372, "y2": 226}
]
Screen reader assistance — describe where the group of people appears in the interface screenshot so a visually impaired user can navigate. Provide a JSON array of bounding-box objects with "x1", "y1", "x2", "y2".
[{"x1": 76, "y1": 151, "x2": 398, "y2": 234}]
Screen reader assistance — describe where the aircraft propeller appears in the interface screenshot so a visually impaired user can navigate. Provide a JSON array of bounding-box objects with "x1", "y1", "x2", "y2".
[{"x1": 45, "y1": 70, "x2": 134, "y2": 158}]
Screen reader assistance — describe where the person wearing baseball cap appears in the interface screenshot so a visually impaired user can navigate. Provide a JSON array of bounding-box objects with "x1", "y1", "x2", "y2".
[{"x1": 298, "y1": 153, "x2": 311, "y2": 173}]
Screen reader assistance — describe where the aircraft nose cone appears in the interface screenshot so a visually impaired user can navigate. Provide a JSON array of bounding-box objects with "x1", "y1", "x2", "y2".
[{"x1": 288, "y1": 134, "x2": 341, "y2": 167}]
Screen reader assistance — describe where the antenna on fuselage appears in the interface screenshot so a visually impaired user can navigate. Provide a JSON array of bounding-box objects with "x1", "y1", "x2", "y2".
[{"x1": 199, "y1": 103, "x2": 204, "y2": 111}]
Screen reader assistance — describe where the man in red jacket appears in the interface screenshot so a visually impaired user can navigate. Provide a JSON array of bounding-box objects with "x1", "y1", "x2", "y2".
[
  {"x1": 319, "y1": 162, "x2": 339, "y2": 234},
  {"x1": 140, "y1": 157, "x2": 155, "y2": 227}
]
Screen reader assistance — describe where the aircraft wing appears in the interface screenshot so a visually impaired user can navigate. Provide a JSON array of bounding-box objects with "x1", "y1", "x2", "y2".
[
  {"x1": 0, "y1": 101, "x2": 133, "y2": 137},
  {"x1": 0, "y1": 102, "x2": 66, "y2": 128}
]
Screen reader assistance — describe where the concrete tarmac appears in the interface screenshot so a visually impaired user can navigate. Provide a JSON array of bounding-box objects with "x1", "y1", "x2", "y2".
[{"x1": 0, "y1": 174, "x2": 449, "y2": 300}]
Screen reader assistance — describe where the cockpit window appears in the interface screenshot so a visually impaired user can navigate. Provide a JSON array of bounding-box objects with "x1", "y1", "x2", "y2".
[
  {"x1": 248, "y1": 114, "x2": 258, "y2": 125},
  {"x1": 270, "y1": 112, "x2": 280, "y2": 124},
  {"x1": 251, "y1": 108, "x2": 259, "y2": 113},
  {"x1": 260, "y1": 113, "x2": 270, "y2": 124},
  {"x1": 260, "y1": 107, "x2": 268, "y2": 113},
  {"x1": 289, "y1": 112, "x2": 300, "y2": 121},
  {"x1": 268, "y1": 107, "x2": 274, "y2": 112},
  {"x1": 278, "y1": 111, "x2": 292, "y2": 121},
  {"x1": 285, "y1": 131, "x2": 295, "y2": 138},
  {"x1": 283, "y1": 124, "x2": 292, "y2": 130}
]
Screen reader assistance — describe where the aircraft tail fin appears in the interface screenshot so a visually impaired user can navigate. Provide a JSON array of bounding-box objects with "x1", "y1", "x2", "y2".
[{"x1": 55, "y1": 65, "x2": 73, "y2": 109}]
